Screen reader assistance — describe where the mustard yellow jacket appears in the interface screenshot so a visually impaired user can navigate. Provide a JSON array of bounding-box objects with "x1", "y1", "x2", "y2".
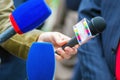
[{"x1": 0, "y1": 0, "x2": 43, "y2": 59}]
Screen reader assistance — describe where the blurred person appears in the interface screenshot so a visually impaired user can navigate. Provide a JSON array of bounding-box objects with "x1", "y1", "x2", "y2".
[
  {"x1": 0, "y1": 0, "x2": 78, "y2": 80},
  {"x1": 52, "y1": 0, "x2": 81, "y2": 37},
  {"x1": 49, "y1": 0, "x2": 81, "y2": 80},
  {"x1": 72, "y1": 0, "x2": 120, "y2": 80}
]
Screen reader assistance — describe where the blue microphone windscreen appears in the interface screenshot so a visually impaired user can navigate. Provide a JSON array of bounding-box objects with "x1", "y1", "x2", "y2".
[
  {"x1": 27, "y1": 42, "x2": 55, "y2": 80},
  {"x1": 10, "y1": 0, "x2": 51, "y2": 34}
]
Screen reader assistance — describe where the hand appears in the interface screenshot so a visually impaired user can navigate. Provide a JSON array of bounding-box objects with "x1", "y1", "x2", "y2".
[
  {"x1": 38, "y1": 32, "x2": 79, "y2": 61},
  {"x1": 38, "y1": 32, "x2": 70, "y2": 48},
  {"x1": 55, "y1": 45, "x2": 79, "y2": 61}
]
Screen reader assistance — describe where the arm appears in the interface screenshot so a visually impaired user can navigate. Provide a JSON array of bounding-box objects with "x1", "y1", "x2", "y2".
[
  {"x1": 77, "y1": 0, "x2": 114, "y2": 79},
  {"x1": 0, "y1": 0, "x2": 43, "y2": 59}
]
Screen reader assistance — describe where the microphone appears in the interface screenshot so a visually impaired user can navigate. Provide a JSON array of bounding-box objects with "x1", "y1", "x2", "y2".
[
  {"x1": 56, "y1": 16, "x2": 106, "y2": 51},
  {"x1": 27, "y1": 42, "x2": 55, "y2": 80},
  {"x1": 0, "y1": 0, "x2": 51, "y2": 44}
]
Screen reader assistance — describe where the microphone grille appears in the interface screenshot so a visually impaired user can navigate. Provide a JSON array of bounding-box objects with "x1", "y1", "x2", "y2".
[{"x1": 91, "y1": 16, "x2": 106, "y2": 33}]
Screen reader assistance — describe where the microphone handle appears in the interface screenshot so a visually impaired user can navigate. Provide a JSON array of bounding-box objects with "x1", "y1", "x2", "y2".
[
  {"x1": 55, "y1": 36, "x2": 78, "y2": 54},
  {"x1": 0, "y1": 27, "x2": 16, "y2": 44}
]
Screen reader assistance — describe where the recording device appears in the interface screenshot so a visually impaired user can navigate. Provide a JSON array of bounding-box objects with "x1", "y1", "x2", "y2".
[
  {"x1": 0, "y1": 0, "x2": 51, "y2": 44},
  {"x1": 27, "y1": 42, "x2": 55, "y2": 80},
  {"x1": 58, "y1": 16, "x2": 106, "y2": 50}
]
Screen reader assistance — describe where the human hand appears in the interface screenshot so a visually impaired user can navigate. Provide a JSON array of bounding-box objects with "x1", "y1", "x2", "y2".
[
  {"x1": 38, "y1": 32, "x2": 70, "y2": 48},
  {"x1": 55, "y1": 45, "x2": 79, "y2": 61},
  {"x1": 38, "y1": 32, "x2": 79, "y2": 61}
]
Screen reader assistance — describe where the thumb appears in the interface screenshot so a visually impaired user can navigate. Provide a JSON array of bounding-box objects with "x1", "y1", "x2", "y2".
[{"x1": 57, "y1": 39, "x2": 68, "y2": 46}]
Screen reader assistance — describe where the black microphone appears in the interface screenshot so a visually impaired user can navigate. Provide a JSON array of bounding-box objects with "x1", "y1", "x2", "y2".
[{"x1": 56, "y1": 16, "x2": 106, "y2": 53}]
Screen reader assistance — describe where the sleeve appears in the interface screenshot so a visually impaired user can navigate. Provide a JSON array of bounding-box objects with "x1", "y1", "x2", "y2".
[
  {"x1": 77, "y1": 0, "x2": 114, "y2": 80},
  {"x1": 0, "y1": 0, "x2": 43, "y2": 60},
  {"x1": 78, "y1": 0, "x2": 101, "y2": 20}
]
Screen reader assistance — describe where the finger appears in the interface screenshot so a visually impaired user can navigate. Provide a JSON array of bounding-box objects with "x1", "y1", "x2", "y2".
[
  {"x1": 56, "y1": 48, "x2": 71, "y2": 59},
  {"x1": 55, "y1": 54, "x2": 64, "y2": 61},
  {"x1": 72, "y1": 47, "x2": 78, "y2": 54},
  {"x1": 75, "y1": 44, "x2": 80, "y2": 48},
  {"x1": 64, "y1": 46, "x2": 77, "y2": 55},
  {"x1": 53, "y1": 32, "x2": 71, "y2": 46}
]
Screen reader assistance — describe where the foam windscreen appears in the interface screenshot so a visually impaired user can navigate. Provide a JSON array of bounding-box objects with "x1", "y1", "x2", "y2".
[
  {"x1": 27, "y1": 42, "x2": 55, "y2": 80},
  {"x1": 10, "y1": 0, "x2": 51, "y2": 34}
]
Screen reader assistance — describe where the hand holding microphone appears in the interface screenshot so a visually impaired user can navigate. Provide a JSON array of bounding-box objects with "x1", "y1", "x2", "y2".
[
  {"x1": 38, "y1": 16, "x2": 106, "y2": 60},
  {"x1": 0, "y1": 0, "x2": 51, "y2": 44},
  {"x1": 55, "y1": 16, "x2": 106, "y2": 60},
  {"x1": 38, "y1": 32, "x2": 79, "y2": 60},
  {"x1": 59, "y1": 16, "x2": 106, "y2": 49}
]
